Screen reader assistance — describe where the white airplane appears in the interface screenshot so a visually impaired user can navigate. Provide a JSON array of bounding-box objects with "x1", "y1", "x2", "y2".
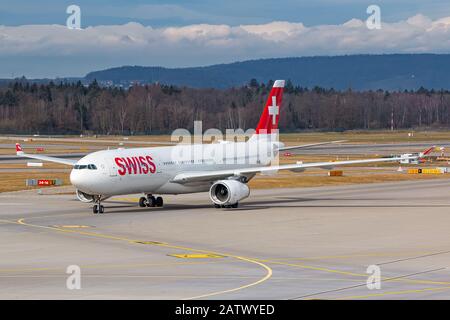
[{"x1": 15, "y1": 80, "x2": 417, "y2": 214}]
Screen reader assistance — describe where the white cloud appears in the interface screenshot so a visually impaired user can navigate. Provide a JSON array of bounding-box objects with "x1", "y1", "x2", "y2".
[{"x1": 0, "y1": 14, "x2": 449, "y2": 77}]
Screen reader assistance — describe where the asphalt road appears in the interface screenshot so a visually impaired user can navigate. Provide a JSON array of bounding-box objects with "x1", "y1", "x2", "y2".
[{"x1": 1, "y1": 179, "x2": 450, "y2": 299}]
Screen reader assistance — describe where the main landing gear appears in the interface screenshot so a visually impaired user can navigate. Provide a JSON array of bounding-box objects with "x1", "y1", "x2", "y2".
[
  {"x1": 92, "y1": 197, "x2": 104, "y2": 214},
  {"x1": 139, "y1": 194, "x2": 164, "y2": 208}
]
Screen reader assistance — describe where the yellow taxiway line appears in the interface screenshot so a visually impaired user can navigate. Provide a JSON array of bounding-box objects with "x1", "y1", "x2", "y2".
[
  {"x1": 255, "y1": 258, "x2": 450, "y2": 286},
  {"x1": 12, "y1": 217, "x2": 273, "y2": 300},
  {"x1": 4, "y1": 217, "x2": 449, "y2": 299}
]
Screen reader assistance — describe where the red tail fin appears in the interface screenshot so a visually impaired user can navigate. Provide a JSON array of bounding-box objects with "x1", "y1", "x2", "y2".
[
  {"x1": 15, "y1": 143, "x2": 23, "y2": 154},
  {"x1": 255, "y1": 80, "x2": 285, "y2": 134}
]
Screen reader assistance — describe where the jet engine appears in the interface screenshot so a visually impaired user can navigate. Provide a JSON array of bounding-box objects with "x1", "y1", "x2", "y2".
[
  {"x1": 76, "y1": 189, "x2": 95, "y2": 203},
  {"x1": 209, "y1": 180, "x2": 250, "y2": 206}
]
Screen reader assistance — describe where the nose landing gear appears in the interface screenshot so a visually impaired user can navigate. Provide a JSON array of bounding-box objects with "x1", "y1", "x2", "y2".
[
  {"x1": 139, "y1": 194, "x2": 164, "y2": 208},
  {"x1": 93, "y1": 204, "x2": 104, "y2": 214},
  {"x1": 92, "y1": 196, "x2": 104, "y2": 214}
]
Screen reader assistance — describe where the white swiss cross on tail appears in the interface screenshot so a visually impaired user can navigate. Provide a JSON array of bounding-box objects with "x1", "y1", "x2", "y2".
[
  {"x1": 255, "y1": 80, "x2": 285, "y2": 134},
  {"x1": 268, "y1": 96, "x2": 279, "y2": 125}
]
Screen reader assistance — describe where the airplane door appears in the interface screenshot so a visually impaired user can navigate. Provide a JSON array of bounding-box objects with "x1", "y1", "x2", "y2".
[
  {"x1": 156, "y1": 158, "x2": 162, "y2": 174},
  {"x1": 106, "y1": 157, "x2": 118, "y2": 177}
]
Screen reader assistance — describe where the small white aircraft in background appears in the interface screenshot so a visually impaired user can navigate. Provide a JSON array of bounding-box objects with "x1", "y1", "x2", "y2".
[{"x1": 16, "y1": 80, "x2": 417, "y2": 214}]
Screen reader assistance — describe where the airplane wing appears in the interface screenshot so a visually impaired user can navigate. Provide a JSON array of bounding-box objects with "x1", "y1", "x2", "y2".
[
  {"x1": 15, "y1": 143, "x2": 77, "y2": 166},
  {"x1": 278, "y1": 140, "x2": 347, "y2": 151},
  {"x1": 171, "y1": 155, "x2": 417, "y2": 183}
]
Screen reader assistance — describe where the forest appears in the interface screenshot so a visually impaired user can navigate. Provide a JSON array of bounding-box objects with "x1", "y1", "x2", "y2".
[{"x1": 1, "y1": 79, "x2": 450, "y2": 135}]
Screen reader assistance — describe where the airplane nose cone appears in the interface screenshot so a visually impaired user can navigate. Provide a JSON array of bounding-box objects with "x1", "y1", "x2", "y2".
[{"x1": 70, "y1": 170, "x2": 89, "y2": 191}]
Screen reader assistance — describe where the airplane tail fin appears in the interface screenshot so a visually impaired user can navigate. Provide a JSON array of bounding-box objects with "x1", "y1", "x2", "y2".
[
  {"x1": 255, "y1": 80, "x2": 285, "y2": 134},
  {"x1": 15, "y1": 143, "x2": 24, "y2": 155}
]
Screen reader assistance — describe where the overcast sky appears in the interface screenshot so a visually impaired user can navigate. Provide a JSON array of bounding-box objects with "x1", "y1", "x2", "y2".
[{"x1": 1, "y1": 0, "x2": 450, "y2": 78}]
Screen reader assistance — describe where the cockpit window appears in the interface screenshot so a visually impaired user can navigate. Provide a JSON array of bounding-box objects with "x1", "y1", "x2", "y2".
[{"x1": 74, "y1": 164, "x2": 97, "y2": 170}]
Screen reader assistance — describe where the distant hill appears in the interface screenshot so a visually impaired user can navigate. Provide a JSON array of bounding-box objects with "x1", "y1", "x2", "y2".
[{"x1": 85, "y1": 54, "x2": 450, "y2": 90}]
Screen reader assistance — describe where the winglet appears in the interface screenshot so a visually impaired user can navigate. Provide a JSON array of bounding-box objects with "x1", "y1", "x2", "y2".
[
  {"x1": 15, "y1": 143, "x2": 24, "y2": 155},
  {"x1": 419, "y1": 146, "x2": 435, "y2": 158}
]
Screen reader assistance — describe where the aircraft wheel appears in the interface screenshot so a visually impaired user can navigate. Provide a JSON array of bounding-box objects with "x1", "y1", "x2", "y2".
[
  {"x1": 214, "y1": 204, "x2": 221, "y2": 209},
  {"x1": 99, "y1": 205, "x2": 104, "y2": 214},
  {"x1": 147, "y1": 196, "x2": 156, "y2": 207},
  {"x1": 155, "y1": 196, "x2": 163, "y2": 207},
  {"x1": 93, "y1": 205, "x2": 98, "y2": 214},
  {"x1": 139, "y1": 197, "x2": 147, "y2": 207},
  {"x1": 231, "y1": 202, "x2": 239, "y2": 208}
]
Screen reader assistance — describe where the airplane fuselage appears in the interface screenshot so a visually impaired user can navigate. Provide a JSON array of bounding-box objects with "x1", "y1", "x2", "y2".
[{"x1": 70, "y1": 139, "x2": 281, "y2": 197}]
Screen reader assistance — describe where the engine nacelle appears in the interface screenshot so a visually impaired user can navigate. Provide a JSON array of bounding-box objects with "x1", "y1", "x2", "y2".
[
  {"x1": 209, "y1": 180, "x2": 250, "y2": 206},
  {"x1": 76, "y1": 189, "x2": 95, "y2": 203}
]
